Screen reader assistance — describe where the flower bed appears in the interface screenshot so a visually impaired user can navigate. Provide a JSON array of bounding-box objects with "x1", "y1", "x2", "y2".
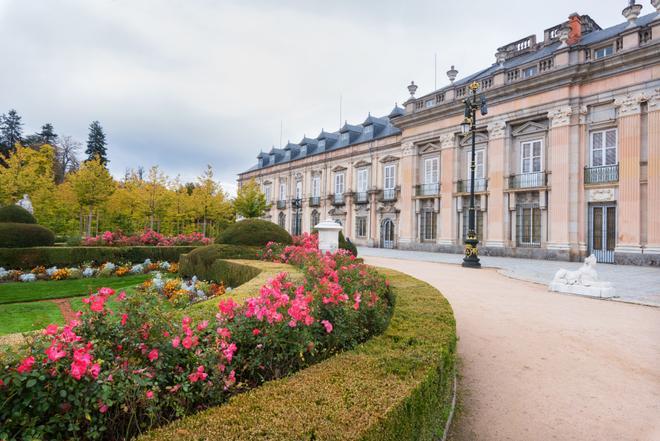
[
  {"x1": 82, "y1": 230, "x2": 211, "y2": 247},
  {"x1": 0, "y1": 238, "x2": 392, "y2": 440},
  {"x1": 0, "y1": 260, "x2": 178, "y2": 283},
  {"x1": 137, "y1": 273, "x2": 227, "y2": 308}
]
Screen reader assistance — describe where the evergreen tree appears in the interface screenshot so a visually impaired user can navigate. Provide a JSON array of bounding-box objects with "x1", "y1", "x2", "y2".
[
  {"x1": 39, "y1": 123, "x2": 58, "y2": 145},
  {"x1": 85, "y1": 121, "x2": 108, "y2": 165},
  {"x1": 0, "y1": 109, "x2": 24, "y2": 158}
]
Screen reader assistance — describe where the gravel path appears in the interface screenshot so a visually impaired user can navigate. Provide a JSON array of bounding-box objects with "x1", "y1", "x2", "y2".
[{"x1": 365, "y1": 256, "x2": 660, "y2": 441}]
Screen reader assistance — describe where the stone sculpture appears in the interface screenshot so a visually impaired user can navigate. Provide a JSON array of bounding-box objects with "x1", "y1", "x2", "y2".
[
  {"x1": 16, "y1": 194, "x2": 34, "y2": 214},
  {"x1": 549, "y1": 254, "x2": 615, "y2": 298}
]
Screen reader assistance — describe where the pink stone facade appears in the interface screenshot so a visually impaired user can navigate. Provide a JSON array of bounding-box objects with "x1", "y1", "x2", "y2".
[{"x1": 239, "y1": 9, "x2": 660, "y2": 265}]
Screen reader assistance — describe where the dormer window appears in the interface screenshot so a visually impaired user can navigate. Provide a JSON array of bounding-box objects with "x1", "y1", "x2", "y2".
[
  {"x1": 319, "y1": 140, "x2": 326, "y2": 149},
  {"x1": 594, "y1": 46, "x2": 613, "y2": 59},
  {"x1": 363, "y1": 125, "x2": 373, "y2": 135},
  {"x1": 425, "y1": 99, "x2": 434, "y2": 108},
  {"x1": 341, "y1": 132, "x2": 350, "y2": 142},
  {"x1": 523, "y1": 66, "x2": 537, "y2": 78},
  {"x1": 300, "y1": 146, "x2": 307, "y2": 156}
]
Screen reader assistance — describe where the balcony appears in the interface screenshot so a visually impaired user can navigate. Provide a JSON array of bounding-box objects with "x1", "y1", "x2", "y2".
[
  {"x1": 309, "y1": 196, "x2": 321, "y2": 207},
  {"x1": 355, "y1": 192, "x2": 369, "y2": 204},
  {"x1": 276, "y1": 200, "x2": 287, "y2": 209},
  {"x1": 379, "y1": 188, "x2": 397, "y2": 202},
  {"x1": 508, "y1": 172, "x2": 546, "y2": 189},
  {"x1": 331, "y1": 193, "x2": 345, "y2": 206},
  {"x1": 457, "y1": 178, "x2": 488, "y2": 193},
  {"x1": 416, "y1": 183, "x2": 440, "y2": 197},
  {"x1": 584, "y1": 164, "x2": 618, "y2": 185}
]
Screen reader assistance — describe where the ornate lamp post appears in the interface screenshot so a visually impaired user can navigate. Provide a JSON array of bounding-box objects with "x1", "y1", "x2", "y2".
[{"x1": 460, "y1": 81, "x2": 488, "y2": 268}]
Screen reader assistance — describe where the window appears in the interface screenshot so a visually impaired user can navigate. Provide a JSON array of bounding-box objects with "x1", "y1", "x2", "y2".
[
  {"x1": 334, "y1": 172, "x2": 345, "y2": 195},
  {"x1": 363, "y1": 125, "x2": 373, "y2": 135},
  {"x1": 521, "y1": 140, "x2": 542, "y2": 173},
  {"x1": 357, "y1": 168, "x2": 368, "y2": 192},
  {"x1": 517, "y1": 204, "x2": 541, "y2": 246},
  {"x1": 425, "y1": 99, "x2": 434, "y2": 108},
  {"x1": 278, "y1": 212, "x2": 286, "y2": 229},
  {"x1": 311, "y1": 176, "x2": 320, "y2": 197},
  {"x1": 420, "y1": 210, "x2": 436, "y2": 241},
  {"x1": 424, "y1": 158, "x2": 439, "y2": 184},
  {"x1": 319, "y1": 140, "x2": 326, "y2": 149},
  {"x1": 279, "y1": 181, "x2": 287, "y2": 201},
  {"x1": 263, "y1": 184, "x2": 272, "y2": 204},
  {"x1": 295, "y1": 180, "x2": 302, "y2": 200},
  {"x1": 590, "y1": 129, "x2": 617, "y2": 166},
  {"x1": 311, "y1": 210, "x2": 320, "y2": 228},
  {"x1": 300, "y1": 146, "x2": 307, "y2": 156},
  {"x1": 356, "y1": 216, "x2": 367, "y2": 238},
  {"x1": 522, "y1": 66, "x2": 537, "y2": 78},
  {"x1": 384, "y1": 164, "x2": 395, "y2": 189},
  {"x1": 466, "y1": 150, "x2": 485, "y2": 179},
  {"x1": 594, "y1": 46, "x2": 613, "y2": 59},
  {"x1": 341, "y1": 132, "x2": 350, "y2": 142}
]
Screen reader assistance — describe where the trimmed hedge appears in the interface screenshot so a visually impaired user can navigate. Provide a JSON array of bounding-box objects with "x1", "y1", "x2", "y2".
[
  {"x1": 0, "y1": 245, "x2": 202, "y2": 269},
  {"x1": 179, "y1": 244, "x2": 260, "y2": 280},
  {"x1": 0, "y1": 223, "x2": 55, "y2": 248},
  {"x1": 0, "y1": 205, "x2": 37, "y2": 224},
  {"x1": 141, "y1": 265, "x2": 457, "y2": 440},
  {"x1": 216, "y1": 219, "x2": 292, "y2": 247}
]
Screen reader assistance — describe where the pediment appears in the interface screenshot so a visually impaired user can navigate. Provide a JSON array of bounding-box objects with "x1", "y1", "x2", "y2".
[
  {"x1": 353, "y1": 160, "x2": 371, "y2": 168},
  {"x1": 418, "y1": 142, "x2": 440, "y2": 154},
  {"x1": 511, "y1": 121, "x2": 547, "y2": 137},
  {"x1": 332, "y1": 165, "x2": 347, "y2": 172},
  {"x1": 459, "y1": 132, "x2": 488, "y2": 147},
  {"x1": 379, "y1": 155, "x2": 400, "y2": 163}
]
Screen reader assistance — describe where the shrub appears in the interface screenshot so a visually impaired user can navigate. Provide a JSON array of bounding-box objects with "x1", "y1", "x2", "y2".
[
  {"x1": 339, "y1": 231, "x2": 358, "y2": 256},
  {"x1": 0, "y1": 205, "x2": 37, "y2": 224},
  {"x1": 0, "y1": 223, "x2": 55, "y2": 248},
  {"x1": 179, "y1": 244, "x2": 260, "y2": 280},
  {"x1": 215, "y1": 219, "x2": 292, "y2": 247},
  {"x1": 82, "y1": 230, "x2": 212, "y2": 247},
  {"x1": 0, "y1": 246, "x2": 197, "y2": 269}
]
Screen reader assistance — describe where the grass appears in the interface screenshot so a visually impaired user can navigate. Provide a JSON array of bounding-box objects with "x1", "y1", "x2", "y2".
[
  {"x1": 0, "y1": 274, "x2": 152, "y2": 305},
  {"x1": 0, "y1": 302, "x2": 64, "y2": 335}
]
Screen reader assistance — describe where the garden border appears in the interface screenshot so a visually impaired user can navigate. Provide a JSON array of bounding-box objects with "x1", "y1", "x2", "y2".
[{"x1": 140, "y1": 263, "x2": 457, "y2": 441}]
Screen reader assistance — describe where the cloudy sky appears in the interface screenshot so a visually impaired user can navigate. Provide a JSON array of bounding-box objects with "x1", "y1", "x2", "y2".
[{"x1": 0, "y1": 0, "x2": 634, "y2": 193}]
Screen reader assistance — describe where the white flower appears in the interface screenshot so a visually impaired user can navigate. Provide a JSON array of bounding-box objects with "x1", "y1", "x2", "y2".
[
  {"x1": 159, "y1": 261, "x2": 170, "y2": 270},
  {"x1": 152, "y1": 272, "x2": 165, "y2": 291},
  {"x1": 103, "y1": 262, "x2": 116, "y2": 272},
  {"x1": 19, "y1": 273, "x2": 36, "y2": 282},
  {"x1": 83, "y1": 267, "x2": 96, "y2": 278},
  {"x1": 0, "y1": 267, "x2": 8, "y2": 280},
  {"x1": 45, "y1": 266, "x2": 58, "y2": 276},
  {"x1": 130, "y1": 264, "x2": 144, "y2": 274},
  {"x1": 143, "y1": 259, "x2": 152, "y2": 267}
]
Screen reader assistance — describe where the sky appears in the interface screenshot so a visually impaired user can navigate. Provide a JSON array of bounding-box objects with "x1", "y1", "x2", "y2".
[{"x1": 0, "y1": 0, "x2": 636, "y2": 194}]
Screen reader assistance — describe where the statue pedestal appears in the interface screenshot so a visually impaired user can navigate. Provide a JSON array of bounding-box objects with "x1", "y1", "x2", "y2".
[{"x1": 548, "y1": 282, "x2": 616, "y2": 299}]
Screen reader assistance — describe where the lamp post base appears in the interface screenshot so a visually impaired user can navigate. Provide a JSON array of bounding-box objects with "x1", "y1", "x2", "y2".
[{"x1": 462, "y1": 236, "x2": 481, "y2": 268}]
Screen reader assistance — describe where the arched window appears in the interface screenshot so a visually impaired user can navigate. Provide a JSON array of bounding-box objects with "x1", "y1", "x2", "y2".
[
  {"x1": 278, "y1": 212, "x2": 286, "y2": 229},
  {"x1": 311, "y1": 210, "x2": 320, "y2": 229}
]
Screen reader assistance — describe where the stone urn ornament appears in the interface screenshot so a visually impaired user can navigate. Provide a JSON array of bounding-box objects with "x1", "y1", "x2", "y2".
[{"x1": 16, "y1": 194, "x2": 34, "y2": 214}]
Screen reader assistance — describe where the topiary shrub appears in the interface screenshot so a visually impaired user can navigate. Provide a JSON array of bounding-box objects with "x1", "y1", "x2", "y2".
[
  {"x1": 215, "y1": 219, "x2": 292, "y2": 247},
  {"x1": 179, "y1": 244, "x2": 261, "y2": 280},
  {"x1": 339, "y1": 231, "x2": 358, "y2": 257},
  {"x1": 0, "y1": 205, "x2": 37, "y2": 224},
  {"x1": 0, "y1": 223, "x2": 55, "y2": 248}
]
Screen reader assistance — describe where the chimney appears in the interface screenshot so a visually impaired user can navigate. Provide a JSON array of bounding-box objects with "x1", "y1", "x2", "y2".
[{"x1": 567, "y1": 13, "x2": 582, "y2": 45}]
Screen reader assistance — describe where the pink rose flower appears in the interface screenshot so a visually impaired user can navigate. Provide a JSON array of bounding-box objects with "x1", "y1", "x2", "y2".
[
  {"x1": 43, "y1": 324, "x2": 59, "y2": 335},
  {"x1": 45, "y1": 342, "x2": 66, "y2": 362},
  {"x1": 17, "y1": 356, "x2": 35, "y2": 374},
  {"x1": 321, "y1": 320, "x2": 333, "y2": 333},
  {"x1": 252, "y1": 328, "x2": 261, "y2": 336},
  {"x1": 148, "y1": 349, "x2": 159, "y2": 362},
  {"x1": 172, "y1": 336, "x2": 181, "y2": 348},
  {"x1": 120, "y1": 313, "x2": 128, "y2": 326},
  {"x1": 146, "y1": 390, "x2": 154, "y2": 399}
]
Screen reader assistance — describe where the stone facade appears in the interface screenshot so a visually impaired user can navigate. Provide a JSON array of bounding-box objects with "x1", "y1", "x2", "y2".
[{"x1": 238, "y1": 7, "x2": 660, "y2": 266}]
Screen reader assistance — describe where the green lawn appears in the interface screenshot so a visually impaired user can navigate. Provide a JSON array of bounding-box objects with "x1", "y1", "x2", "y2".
[
  {"x1": 0, "y1": 274, "x2": 152, "y2": 305},
  {"x1": 0, "y1": 302, "x2": 64, "y2": 335}
]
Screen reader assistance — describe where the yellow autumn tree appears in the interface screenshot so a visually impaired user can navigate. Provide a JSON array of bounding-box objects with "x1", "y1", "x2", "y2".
[
  {"x1": 67, "y1": 157, "x2": 116, "y2": 236},
  {"x1": 191, "y1": 165, "x2": 234, "y2": 237},
  {"x1": 234, "y1": 178, "x2": 267, "y2": 218}
]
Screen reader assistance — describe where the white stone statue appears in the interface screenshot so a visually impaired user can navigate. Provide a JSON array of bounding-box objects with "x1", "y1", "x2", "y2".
[
  {"x1": 549, "y1": 254, "x2": 615, "y2": 298},
  {"x1": 16, "y1": 194, "x2": 34, "y2": 214}
]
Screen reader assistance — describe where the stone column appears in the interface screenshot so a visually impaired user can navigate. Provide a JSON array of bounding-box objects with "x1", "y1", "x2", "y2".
[
  {"x1": 576, "y1": 106, "x2": 589, "y2": 255},
  {"x1": 547, "y1": 105, "x2": 573, "y2": 252},
  {"x1": 615, "y1": 94, "x2": 643, "y2": 254},
  {"x1": 345, "y1": 164, "x2": 354, "y2": 239},
  {"x1": 438, "y1": 133, "x2": 456, "y2": 246},
  {"x1": 485, "y1": 121, "x2": 506, "y2": 248},
  {"x1": 398, "y1": 141, "x2": 416, "y2": 245},
  {"x1": 645, "y1": 89, "x2": 660, "y2": 254}
]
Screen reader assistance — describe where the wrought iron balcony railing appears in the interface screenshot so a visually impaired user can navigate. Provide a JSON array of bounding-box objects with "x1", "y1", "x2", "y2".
[
  {"x1": 355, "y1": 192, "x2": 369, "y2": 204},
  {"x1": 584, "y1": 164, "x2": 619, "y2": 184},
  {"x1": 457, "y1": 178, "x2": 487, "y2": 193},
  {"x1": 331, "y1": 193, "x2": 345, "y2": 206},
  {"x1": 308, "y1": 196, "x2": 321, "y2": 207},
  {"x1": 415, "y1": 183, "x2": 440, "y2": 196},
  {"x1": 508, "y1": 172, "x2": 546, "y2": 189},
  {"x1": 276, "y1": 200, "x2": 287, "y2": 209}
]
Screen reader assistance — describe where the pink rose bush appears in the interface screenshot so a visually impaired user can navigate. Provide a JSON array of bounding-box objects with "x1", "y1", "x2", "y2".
[
  {"x1": 82, "y1": 229, "x2": 212, "y2": 247},
  {"x1": 0, "y1": 232, "x2": 392, "y2": 440}
]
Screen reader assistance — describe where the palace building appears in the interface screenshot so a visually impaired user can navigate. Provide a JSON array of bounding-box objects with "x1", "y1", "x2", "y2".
[{"x1": 238, "y1": 3, "x2": 660, "y2": 265}]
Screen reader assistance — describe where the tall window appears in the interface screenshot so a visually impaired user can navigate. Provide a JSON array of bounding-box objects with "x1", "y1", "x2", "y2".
[
  {"x1": 263, "y1": 184, "x2": 272, "y2": 204},
  {"x1": 357, "y1": 169, "x2": 368, "y2": 192},
  {"x1": 334, "y1": 173, "x2": 345, "y2": 195},
  {"x1": 517, "y1": 204, "x2": 541, "y2": 247},
  {"x1": 279, "y1": 181, "x2": 287, "y2": 201},
  {"x1": 355, "y1": 216, "x2": 367, "y2": 238},
  {"x1": 311, "y1": 176, "x2": 320, "y2": 197},
  {"x1": 420, "y1": 210, "x2": 436, "y2": 241},
  {"x1": 466, "y1": 150, "x2": 485, "y2": 179},
  {"x1": 278, "y1": 212, "x2": 286, "y2": 229},
  {"x1": 295, "y1": 180, "x2": 302, "y2": 200},
  {"x1": 384, "y1": 164, "x2": 395, "y2": 189},
  {"x1": 590, "y1": 129, "x2": 617, "y2": 166},
  {"x1": 424, "y1": 158, "x2": 439, "y2": 184},
  {"x1": 521, "y1": 140, "x2": 542, "y2": 173},
  {"x1": 310, "y1": 210, "x2": 320, "y2": 228}
]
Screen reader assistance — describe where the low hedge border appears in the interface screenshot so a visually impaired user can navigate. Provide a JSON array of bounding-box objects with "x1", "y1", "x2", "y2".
[
  {"x1": 141, "y1": 265, "x2": 457, "y2": 440},
  {"x1": 0, "y1": 245, "x2": 258, "y2": 269}
]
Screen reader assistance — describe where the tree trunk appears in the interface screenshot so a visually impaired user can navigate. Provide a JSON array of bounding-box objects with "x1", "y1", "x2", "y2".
[{"x1": 87, "y1": 207, "x2": 93, "y2": 237}]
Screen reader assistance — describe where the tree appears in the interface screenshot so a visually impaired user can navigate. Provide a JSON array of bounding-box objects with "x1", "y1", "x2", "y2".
[
  {"x1": 85, "y1": 121, "x2": 108, "y2": 165},
  {"x1": 54, "y1": 135, "x2": 81, "y2": 183},
  {"x1": 39, "y1": 123, "x2": 58, "y2": 145},
  {"x1": 234, "y1": 179, "x2": 267, "y2": 218},
  {"x1": 142, "y1": 165, "x2": 169, "y2": 230},
  {"x1": 191, "y1": 165, "x2": 233, "y2": 237},
  {"x1": 0, "y1": 109, "x2": 23, "y2": 160},
  {"x1": 68, "y1": 157, "x2": 115, "y2": 236}
]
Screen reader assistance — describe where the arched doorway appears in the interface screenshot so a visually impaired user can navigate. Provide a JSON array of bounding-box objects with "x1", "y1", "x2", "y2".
[{"x1": 381, "y1": 218, "x2": 395, "y2": 249}]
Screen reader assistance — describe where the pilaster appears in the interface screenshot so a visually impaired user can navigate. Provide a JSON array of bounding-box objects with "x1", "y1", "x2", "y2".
[
  {"x1": 438, "y1": 133, "x2": 456, "y2": 245},
  {"x1": 547, "y1": 105, "x2": 573, "y2": 250},
  {"x1": 398, "y1": 141, "x2": 416, "y2": 244},
  {"x1": 646, "y1": 89, "x2": 660, "y2": 252},
  {"x1": 485, "y1": 121, "x2": 506, "y2": 248}
]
